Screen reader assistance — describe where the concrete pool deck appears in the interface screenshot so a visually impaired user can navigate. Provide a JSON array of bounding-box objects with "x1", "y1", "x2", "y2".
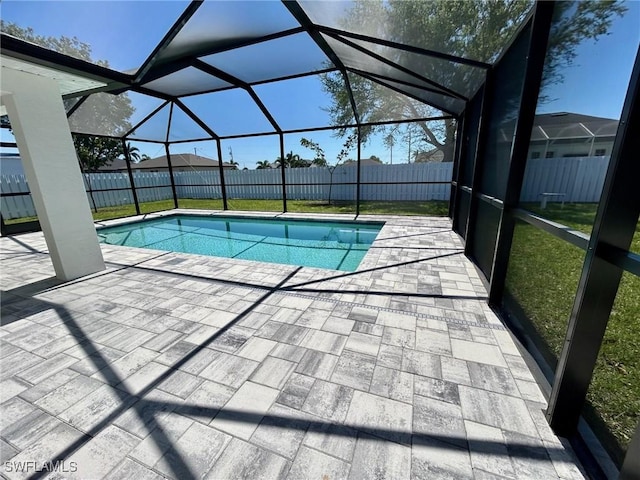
[{"x1": 0, "y1": 211, "x2": 586, "y2": 479}]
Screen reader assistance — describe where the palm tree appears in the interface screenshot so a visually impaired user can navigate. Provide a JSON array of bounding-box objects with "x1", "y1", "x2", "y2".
[
  {"x1": 123, "y1": 142, "x2": 141, "y2": 163},
  {"x1": 256, "y1": 160, "x2": 271, "y2": 169},
  {"x1": 228, "y1": 159, "x2": 239, "y2": 170},
  {"x1": 384, "y1": 133, "x2": 395, "y2": 165},
  {"x1": 275, "y1": 151, "x2": 303, "y2": 168}
]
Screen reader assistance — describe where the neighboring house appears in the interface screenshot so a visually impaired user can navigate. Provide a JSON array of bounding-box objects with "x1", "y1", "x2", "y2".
[
  {"x1": 342, "y1": 157, "x2": 384, "y2": 167},
  {"x1": 528, "y1": 112, "x2": 618, "y2": 159},
  {"x1": 412, "y1": 113, "x2": 617, "y2": 163},
  {"x1": 99, "y1": 153, "x2": 235, "y2": 173},
  {"x1": 414, "y1": 150, "x2": 445, "y2": 163}
]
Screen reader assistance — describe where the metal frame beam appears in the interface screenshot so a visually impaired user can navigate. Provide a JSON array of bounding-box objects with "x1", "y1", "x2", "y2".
[
  {"x1": 164, "y1": 106, "x2": 179, "y2": 208},
  {"x1": 346, "y1": 67, "x2": 461, "y2": 100},
  {"x1": 134, "y1": 1, "x2": 203, "y2": 83},
  {"x1": 138, "y1": 26, "x2": 306, "y2": 85},
  {"x1": 449, "y1": 116, "x2": 465, "y2": 219},
  {"x1": 463, "y1": 72, "x2": 493, "y2": 258},
  {"x1": 354, "y1": 70, "x2": 461, "y2": 118},
  {"x1": 279, "y1": 134, "x2": 287, "y2": 212},
  {"x1": 214, "y1": 139, "x2": 229, "y2": 210},
  {"x1": 620, "y1": 420, "x2": 640, "y2": 480},
  {"x1": 282, "y1": 1, "x2": 361, "y2": 127},
  {"x1": 317, "y1": 25, "x2": 491, "y2": 70},
  {"x1": 122, "y1": 101, "x2": 171, "y2": 139},
  {"x1": 324, "y1": 31, "x2": 468, "y2": 102},
  {"x1": 488, "y1": 1, "x2": 555, "y2": 305},
  {"x1": 192, "y1": 60, "x2": 283, "y2": 133}
]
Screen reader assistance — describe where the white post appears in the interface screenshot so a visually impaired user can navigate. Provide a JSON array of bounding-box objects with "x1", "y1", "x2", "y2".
[{"x1": 1, "y1": 68, "x2": 105, "y2": 280}]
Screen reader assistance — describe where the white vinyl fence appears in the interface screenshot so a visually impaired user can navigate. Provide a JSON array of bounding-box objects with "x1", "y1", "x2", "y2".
[
  {"x1": 520, "y1": 156, "x2": 609, "y2": 203},
  {"x1": 0, "y1": 157, "x2": 609, "y2": 219}
]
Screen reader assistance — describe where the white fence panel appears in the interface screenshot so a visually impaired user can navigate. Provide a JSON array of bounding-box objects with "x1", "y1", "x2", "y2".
[
  {"x1": 0, "y1": 174, "x2": 36, "y2": 219},
  {"x1": 360, "y1": 163, "x2": 453, "y2": 201},
  {"x1": 174, "y1": 171, "x2": 223, "y2": 199},
  {"x1": 225, "y1": 168, "x2": 282, "y2": 199},
  {"x1": 1, "y1": 158, "x2": 610, "y2": 219},
  {"x1": 520, "y1": 156, "x2": 609, "y2": 203}
]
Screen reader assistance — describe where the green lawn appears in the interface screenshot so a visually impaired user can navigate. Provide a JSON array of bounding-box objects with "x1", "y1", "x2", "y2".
[
  {"x1": 5, "y1": 198, "x2": 449, "y2": 224},
  {"x1": 507, "y1": 203, "x2": 639, "y2": 458}
]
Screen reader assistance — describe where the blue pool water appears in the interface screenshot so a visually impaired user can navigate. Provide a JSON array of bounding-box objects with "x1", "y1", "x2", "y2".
[{"x1": 97, "y1": 215, "x2": 383, "y2": 272}]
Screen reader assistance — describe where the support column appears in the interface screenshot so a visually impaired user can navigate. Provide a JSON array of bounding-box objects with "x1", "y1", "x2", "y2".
[{"x1": 1, "y1": 68, "x2": 105, "y2": 280}]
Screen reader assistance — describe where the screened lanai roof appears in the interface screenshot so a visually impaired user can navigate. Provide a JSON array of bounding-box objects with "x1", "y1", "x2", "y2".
[{"x1": 0, "y1": 0, "x2": 534, "y2": 142}]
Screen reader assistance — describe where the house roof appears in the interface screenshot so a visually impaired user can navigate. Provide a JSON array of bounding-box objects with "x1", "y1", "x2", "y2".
[
  {"x1": 342, "y1": 158, "x2": 384, "y2": 167},
  {"x1": 530, "y1": 112, "x2": 619, "y2": 141},
  {"x1": 99, "y1": 153, "x2": 230, "y2": 171}
]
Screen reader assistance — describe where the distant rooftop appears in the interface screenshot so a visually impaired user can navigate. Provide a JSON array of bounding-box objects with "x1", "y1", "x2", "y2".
[{"x1": 99, "y1": 153, "x2": 234, "y2": 171}]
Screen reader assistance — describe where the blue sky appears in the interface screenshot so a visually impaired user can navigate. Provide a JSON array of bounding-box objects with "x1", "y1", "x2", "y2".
[{"x1": 1, "y1": 1, "x2": 638, "y2": 169}]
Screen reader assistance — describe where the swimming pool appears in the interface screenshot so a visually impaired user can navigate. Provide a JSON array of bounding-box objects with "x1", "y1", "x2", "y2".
[{"x1": 97, "y1": 215, "x2": 383, "y2": 272}]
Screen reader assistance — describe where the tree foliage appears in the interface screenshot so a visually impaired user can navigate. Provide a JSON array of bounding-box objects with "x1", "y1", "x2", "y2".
[
  {"x1": 256, "y1": 160, "x2": 272, "y2": 169},
  {"x1": 1, "y1": 20, "x2": 134, "y2": 171},
  {"x1": 275, "y1": 151, "x2": 307, "y2": 168},
  {"x1": 322, "y1": 0, "x2": 626, "y2": 162},
  {"x1": 123, "y1": 142, "x2": 140, "y2": 163},
  {"x1": 300, "y1": 138, "x2": 327, "y2": 167}
]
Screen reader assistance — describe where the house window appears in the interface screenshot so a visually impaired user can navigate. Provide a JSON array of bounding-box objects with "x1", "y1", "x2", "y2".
[
  {"x1": 545, "y1": 151, "x2": 555, "y2": 158},
  {"x1": 531, "y1": 151, "x2": 541, "y2": 159},
  {"x1": 595, "y1": 148, "x2": 606, "y2": 156}
]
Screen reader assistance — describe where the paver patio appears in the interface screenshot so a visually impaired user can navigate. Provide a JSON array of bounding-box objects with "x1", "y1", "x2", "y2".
[{"x1": 0, "y1": 211, "x2": 586, "y2": 479}]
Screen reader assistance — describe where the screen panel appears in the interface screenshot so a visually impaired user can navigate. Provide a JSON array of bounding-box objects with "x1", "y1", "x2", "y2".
[
  {"x1": 285, "y1": 129, "x2": 356, "y2": 214},
  {"x1": 221, "y1": 136, "x2": 283, "y2": 212},
  {"x1": 254, "y1": 74, "x2": 354, "y2": 130},
  {"x1": 170, "y1": 140, "x2": 224, "y2": 210},
  {"x1": 202, "y1": 32, "x2": 331, "y2": 84},
  {"x1": 157, "y1": 1, "x2": 300, "y2": 63},
  {"x1": 182, "y1": 89, "x2": 276, "y2": 137},
  {"x1": 519, "y1": 1, "x2": 639, "y2": 235}
]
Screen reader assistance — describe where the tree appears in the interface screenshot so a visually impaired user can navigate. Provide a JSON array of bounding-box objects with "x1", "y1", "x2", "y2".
[
  {"x1": 322, "y1": 1, "x2": 626, "y2": 162},
  {"x1": 228, "y1": 159, "x2": 239, "y2": 170},
  {"x1": 1, "y1": 21, "x2": 134, "y2": 171},
  {"x1": 300, "y1": 138, "x2": 327, "y2": 167},
  {"x1": 256, "y1": 160, "x2": 272, "y2": 169},
  {"x1": 275, "y1": 151, "x2": 306, "y2": 168},
  {"x1": 383, "y1": 132, "x2": 396, "y2": 165},
  {"x1": 74, "y1": 137, "x2": 122, "y2": 172},
  {"x1": 122, "y1": 142, "x2": 140, "y2": 163},
  {"x1": 299, "y1": 133, "x2": 357, "y2": 204}
]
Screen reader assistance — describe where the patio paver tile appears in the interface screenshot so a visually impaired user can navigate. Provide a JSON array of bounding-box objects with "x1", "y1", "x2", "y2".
[
  {"x1": 286, "y1": 446, "x2": 350, "y2": 480},
  {"x1": 302, "y1": 423, "x2": 358, "y2": 463},
  {"x1": 0, "y1": 215, "x2": 587, "y2": 480},
  {"x1": 210, "y1": 381, "x2": 279, "y2": 440},
  {"x1": 331, "y1": 350, "x2": 376, "y2": 391},
  {"x1": 206, "y1": 437, "x2": 290, "y2": 480},
  {"x1": 349, "y1": 432, "x2": 411, "y2": 480}
]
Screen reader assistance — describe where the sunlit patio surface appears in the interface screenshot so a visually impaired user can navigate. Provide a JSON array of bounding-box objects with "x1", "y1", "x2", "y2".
[{"x1": 0, "y1": 211, "x2": 586, "y2": 479}]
